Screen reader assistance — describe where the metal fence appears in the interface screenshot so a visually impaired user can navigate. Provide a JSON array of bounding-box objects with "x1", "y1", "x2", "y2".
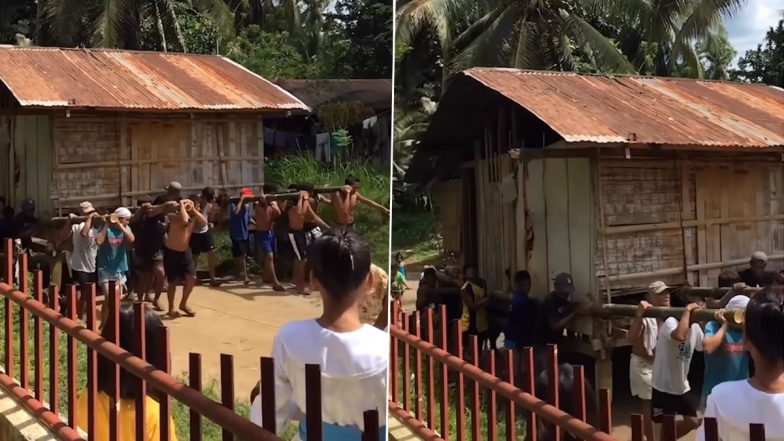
[
  {"x1": 390, "y1": 300, "x2": 770, "y2": 441},
  {"x1": 1, "y1": 239, "x2": 381, "y2": 441}
]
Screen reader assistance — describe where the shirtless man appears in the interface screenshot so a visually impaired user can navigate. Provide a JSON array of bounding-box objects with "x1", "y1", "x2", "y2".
[
  {"x1": 286, "y1": 191, "x2": 328, "y2": 294},
  {"x1": 163, "y1": 199, "x2": 206, "y2": 317},
  {"x1": 327, "y1": 176, "x2": 389, "y2": 228},
  {"x1": 254, "y1": 185, "x2": 284, "y2": 291}
]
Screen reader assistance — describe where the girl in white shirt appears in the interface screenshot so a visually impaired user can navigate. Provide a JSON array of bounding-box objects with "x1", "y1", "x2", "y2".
[
  {"x1": 250, "y1": 228, "x2": 387, "y2": 440},
  {"x1": 697, "y1": 289, "x2": 784, "y2": 441}
]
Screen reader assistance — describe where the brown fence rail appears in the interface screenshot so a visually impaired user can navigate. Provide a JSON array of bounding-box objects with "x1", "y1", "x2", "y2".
[
  {"x1": 1, "y1": 239, "x2": 380, "y2": 441},
  {"x1": 389, "y1": 300, "x2": 770, "y2": 441}
]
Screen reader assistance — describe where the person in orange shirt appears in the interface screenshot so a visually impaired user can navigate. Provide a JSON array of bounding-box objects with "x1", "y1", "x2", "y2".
[{"x1": 77, "y1": 304, "x2": 178, "y2": 441}]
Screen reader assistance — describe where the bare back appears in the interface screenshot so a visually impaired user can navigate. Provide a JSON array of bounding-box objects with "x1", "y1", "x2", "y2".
[
  {"x1": 332, "y1": 191, "x2": 359, "y2": 225},
  {"x1": 287, "y1": 200, "x2": 309, "y2": 230},
  {"x1": 165, "y1": 214, "x2": 196, "y2": 252}
]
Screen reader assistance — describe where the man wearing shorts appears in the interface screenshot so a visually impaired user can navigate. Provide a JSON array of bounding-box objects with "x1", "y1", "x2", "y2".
[
  {"x1": 96, "y1": 207, "x2": 134, "y2": 326},
  {"x1": 286, "y1": 190, "x2": 316, "y2": 294},
  {"x1": 650, "y1": 302, "x2": 704, "y2": 440},
  {"x1": 131, "y1": 196, "x2": 176, "y2": 309},
  {"x1": 190, "y1": 187, "x2": 220, "y2": 287},
  {"x1": 230, "y1": 188, "x2": 253, "y2": 284},
  {"x1": 58, "y1": 201, "x2": 101, "y2": 320},
  {"x1": 629, "y1": 281, "x2": 671, "y2": 441},
  {"x1": 253, "y1": 185, "x2": 284, "y2": 291},
  {"x1": 163, "y1": 199, "x2": 206, "y2": 317},
  {"x1": 325, "y1": 176, "x2": 389, "y2": 230}
]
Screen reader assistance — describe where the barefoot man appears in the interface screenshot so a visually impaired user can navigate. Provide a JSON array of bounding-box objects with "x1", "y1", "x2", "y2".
[
  {"x1": 254, "y1": 185, "x2": 284, "y2": 291},
  {"x1": 286, "y1": 190, "x2": 325, "y2": 294},
  {"x1": 328, "y1": 176, "x2": 389, "y2": 229},
  {"x1": 163, "y1": 199, "x2": 206, "y2": 317}
]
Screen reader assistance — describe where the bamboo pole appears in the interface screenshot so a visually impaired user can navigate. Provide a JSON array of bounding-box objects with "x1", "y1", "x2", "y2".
[
  {"x1": 584, "y1": 303, "x2": 745, "y2": 325},
  {"x1": 227, "y1": 186, "x2": 346, "y2": 203},
  {"x1": 676, "y1": 286, "x2": 762, "y2": 298}
]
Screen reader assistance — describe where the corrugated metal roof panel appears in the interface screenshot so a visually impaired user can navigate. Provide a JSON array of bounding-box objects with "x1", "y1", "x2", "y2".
[
  {"x1": 0, "y1": 46, "x2": 309, "y2": 113},
  {"x1": 463, "y1": 68, "x2": 784, "y2": 149}
]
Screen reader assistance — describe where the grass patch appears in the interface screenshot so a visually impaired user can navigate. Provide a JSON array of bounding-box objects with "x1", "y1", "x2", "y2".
[{"x1": 391, "y1": 205, "x2": 441, "y2": 265}]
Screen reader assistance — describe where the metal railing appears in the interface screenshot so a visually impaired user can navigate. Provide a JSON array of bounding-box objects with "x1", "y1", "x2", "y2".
[
  {"x1": 390, "y1": 300, "x2": 771, "y2": 441},
  {"x1": 1, "y1": 239, "x2": 381, "y2": 441}
]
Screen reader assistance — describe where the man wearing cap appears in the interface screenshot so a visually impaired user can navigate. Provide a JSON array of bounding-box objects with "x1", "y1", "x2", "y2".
[
  {"x1": 165, "y1": 181, "x2": 183, "y2": 200},
  {"x1": 629, "y1": 281, "x2": 672, "y2": 441},
  {"x1": 740, "y1": 252, "x2": 774, "y2": 288},
  {"x1": 96, "y1": 207, "x2": 135, "y2": 325},
  {"x1": 14, "y1": 198, "x2": 38, "y2": 250},
  {"x1": 230, "y1": 188, "x2": 253, "y2": 284},
  {"x1": 58, "y1": 202, "x2": 102, "y2": 320},
  {"x1": 190, "y1": 187, "x2": 220, "y2": 287},
  {"x1": 701, "y1": 295, "x2": 750, "y2": 411},
  {"x1": 538, "y1": 272, "x2": 580, "y2": 345}
]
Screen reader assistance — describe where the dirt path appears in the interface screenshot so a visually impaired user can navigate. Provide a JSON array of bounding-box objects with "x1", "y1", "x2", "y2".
[{"x1": 160, "y1": 282, "x2": 323, "y2": 402}]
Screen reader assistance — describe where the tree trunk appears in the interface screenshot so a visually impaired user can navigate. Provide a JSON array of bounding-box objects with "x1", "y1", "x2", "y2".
[
  {"x1": 165, "y1": 0, "x2": 188, "y2": 52},
  {"x1": 34, "y1": 0, "x2": 45, "y2": 43},
  {"x1": 154, "y1": 1, "x2": 169, "y2": 51}
]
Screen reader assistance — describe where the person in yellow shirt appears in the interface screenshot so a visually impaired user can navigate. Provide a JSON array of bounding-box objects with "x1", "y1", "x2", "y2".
[
  {"x1": 459, "y1": 265, "x2": 490, "y2": 350},
  {"x1": 76, "y1": 304, "x2": 178, "y2": 441}
]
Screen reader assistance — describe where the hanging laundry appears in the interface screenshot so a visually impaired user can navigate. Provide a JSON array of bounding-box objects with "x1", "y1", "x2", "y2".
[{"x1": 315, "y1": 133, "x2": 331, "y2": 162}]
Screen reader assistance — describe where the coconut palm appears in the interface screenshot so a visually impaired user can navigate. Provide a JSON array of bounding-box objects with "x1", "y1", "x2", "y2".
[
  {"x1": 697, "y1": 25, "x2": 736, "y2": 80},
  {"x1": 44, "y1": 0, "x2": 233, "y2": 51}
]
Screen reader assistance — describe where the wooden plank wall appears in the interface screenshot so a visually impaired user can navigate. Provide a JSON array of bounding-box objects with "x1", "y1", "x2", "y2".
[
  {"x1": 596, "y1": 158, "x2": 784, "y2": 290},
  {"x1": 0, "y1": 116, "x2": 10, "y2": 201},
  {"x1": 13, "y1": 115, "x2": 52, "y2": 215},
  {"x1": 52, "y1": 115, "x2": 264, "y2": 212},
  {"x1": 433, "y1": 180, "x2": 463, "y2": 254}
]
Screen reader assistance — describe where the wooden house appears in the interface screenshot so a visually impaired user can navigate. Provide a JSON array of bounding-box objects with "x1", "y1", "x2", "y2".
[
  {"x1": 0, "y1": 46, "x2": 309, "y2": 217},
  {"x1": 406, "y1": 68, "x2": 784, "y2": 386}
]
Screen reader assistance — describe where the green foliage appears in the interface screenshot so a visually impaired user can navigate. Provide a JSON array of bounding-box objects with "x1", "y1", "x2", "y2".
[
  {"x1": 334, "y1": 0, "x2": 394, "y2": 78},
  {"x1": 696, "y1": 25, "x2": 736, "y2": 80},
  {"x1": 264, "y1": 155, "x2": 390, "y2": 266},
  {"x1": 225, "y1": 25, "x2": 322, "y2": 79},
  {"x1": 732, "y1": 19, "x2": 784, "y2": 87},
  {"x1": 141, "y1": 2, "x2": 220, "y2": 54}
]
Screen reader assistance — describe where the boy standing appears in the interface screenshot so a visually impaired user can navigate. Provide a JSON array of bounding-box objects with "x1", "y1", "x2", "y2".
[
  {"x1": 701, "y1": 295, "x2": 750, "y2": 410},
  {"x1": 629, "y1": 281, "x2": 671, "y2": 441},
  {"x1": 253, "y1": 185, "x2": 284, "y2": 291},
  {"x1": 650, "y1": 302, "x2": 704, "y2": 440},
  {"x1": 697, "y1": 289, "x2": 784, "y2": 441},
  {"x1": 504, "y1": 270, "x2": 537, "y2": 350},
  {"x1": 190, "y1": 187, "x2": 220, "y2": 287},
  {"x1": 60, "y1": 202, "x2": 101, "y2": 319},
  {"x1": 163, "y1": 199, "x2": 207, "y2": 317},
  {"x1": 230, "y1": 188, "x2": 253, "y2": 284},
  {"x1": 96, "y1": 207, "x2": 134, "y2": 325}
]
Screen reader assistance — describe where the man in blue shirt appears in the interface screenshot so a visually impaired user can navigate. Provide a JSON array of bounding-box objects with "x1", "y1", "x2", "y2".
[
  {"x1": 230, "y1": 188, "x2": 253, "y2": 284},
  {"x1": 503, "y1": 270, "x2": 538, "y2": 350},
  {"x1": 701, "y1": 295, "x2": 750, "y2": 410}
]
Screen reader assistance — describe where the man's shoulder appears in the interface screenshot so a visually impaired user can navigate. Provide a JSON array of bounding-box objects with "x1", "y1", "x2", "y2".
[{"x1": 711, "y1": 379, "x2": 749, "y2": 398}]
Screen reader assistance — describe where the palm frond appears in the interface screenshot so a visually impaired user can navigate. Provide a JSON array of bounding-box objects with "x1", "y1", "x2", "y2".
[
  {"x1": 93, "y1": 0, "x2": 133, "y2": 48},
  {"x1": 395, "y1": 0, "x2": 457, "y2": 49},
  {"x1": 448, "y1": 3, "x2": 522, "y2": 74},
  {"x1": 281, "y1": 0, "x2": 300, "y2": 34},
  {"x1": 563, "y1": 13, "x2": 636, "y2": 73},
  {"x1": 675, "y1": 0, "x2": 743, "y2": 43},
  {"x1": 192, "y1": 0, "x2": 236, "y2": 39},
  {"x1": 43, "y1": 0, "x2": 85, "y2": 44},
  {"x1": 513, "y1": 18, "x2": 536, "y2": 68}
]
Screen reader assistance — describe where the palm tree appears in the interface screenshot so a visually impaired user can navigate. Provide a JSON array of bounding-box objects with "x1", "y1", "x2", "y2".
[
  {"x1": 44, "y1": 0, "x2": 233, "y2": 51},
  {"x1": 697, "y1": 25, "x2": 736, "y2": 80}
]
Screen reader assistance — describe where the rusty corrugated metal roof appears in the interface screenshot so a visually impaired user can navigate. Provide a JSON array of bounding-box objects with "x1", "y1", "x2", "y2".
[
  {"x1": 464, "y1": 68, "x2": 784, "y2": 148},
  {"x1": 274, "y1": 79, "x2": 392, "y2": 111},
  {"x1": 0, "y1": 46, "x2": 309, "y2": 113}
]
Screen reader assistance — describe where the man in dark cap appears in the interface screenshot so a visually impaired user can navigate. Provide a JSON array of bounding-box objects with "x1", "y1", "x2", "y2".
[
  {"x1": 538, "y1": 272, "x2": 580, "y2": 345},
  {"x1": 15, "y1": 198, "x2": 39, "y2": 250}
]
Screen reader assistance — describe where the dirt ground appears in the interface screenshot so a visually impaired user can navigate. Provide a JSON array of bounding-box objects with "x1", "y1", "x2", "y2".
[
  {"x1": 398, "y1": 273, "x2": 696, "y2": 441},
  {"x1": 157, "y1": 281, "x2": 323, "y2": 402}
]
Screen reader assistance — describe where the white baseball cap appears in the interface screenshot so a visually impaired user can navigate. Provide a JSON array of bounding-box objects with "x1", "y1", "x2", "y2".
[
  {"x1": 648, "y1": 281, "x2": 670, "y2": 295},
  {"x1": 726, "y1": 295, "x2": 750, "y2": 310},
  {"x1": 114, "y1": 207, "x2": 132, "y2": 219},
  {"x1": 751, "y1": 251, "x2": 768, "y2": 263}
]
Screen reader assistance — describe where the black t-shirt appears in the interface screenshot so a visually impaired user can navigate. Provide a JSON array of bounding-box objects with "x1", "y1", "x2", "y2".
[
  {"x1": 133, "y1": 216, "x2": 166, "y2": 260},
  {"x1": 0, "y1": 217, "x2": 16, "y2": 243},
  {"x1": 14, "y1": 213, "x2": 38, "y2": 249},
  {"x1": 739, "y1": 268, "x2": 776, "y2": 288},
  {"x1": 538, "y1": 292, "x2": 575, "y2": 345}
]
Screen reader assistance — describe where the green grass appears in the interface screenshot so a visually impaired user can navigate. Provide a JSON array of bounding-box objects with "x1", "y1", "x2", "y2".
[{"x1": 391, "y1": 205, "x2": 442, "y2": 265}]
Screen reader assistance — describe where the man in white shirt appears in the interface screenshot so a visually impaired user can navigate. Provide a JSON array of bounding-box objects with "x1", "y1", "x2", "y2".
[
  {"x1": 697, "y1": 289, "x2": 784, "y2": 441},
  {"x1": 59, "y1": 201, "x2": 101, "y2": 320},
  {"x1": 651, "y1": 302, "x2": 704, "y2": 440}
]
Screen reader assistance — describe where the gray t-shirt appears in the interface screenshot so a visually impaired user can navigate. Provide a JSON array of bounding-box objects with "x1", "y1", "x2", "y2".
[
  {"x1": 652, "y1": 317, "x2": 704, "y2": 395},
  {"x1": 69, "y1": 223, "x2": 99, "y2": 273},
  {"x1": 194, "y1": 204, "x2": 210, "y2": 234}
]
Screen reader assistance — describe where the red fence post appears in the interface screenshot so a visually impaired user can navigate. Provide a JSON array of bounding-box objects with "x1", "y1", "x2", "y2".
[
  {"x1": 19, "y1": 253, "x2": 29, "y2": 390},
  {"x1": 439, "y1": 305, "x2": 449, "y2": 440},
  {"x1": 661, "y1": 414, "x2": 676, "y2": 441},
  {"x1": 305, "y1": 364, "x2": 322, "y2": 441},
  {"x1": 750, "y1": 423, "x2": 765, "y2": 441},
  {"x1": 547, "y1": 344, "x2": 560, "y2": 441},
  {"x1": 630, "y1": 414, "x2": 643, "y2": 441},
  {"x1": 67, "y1": 285, "x2": 77, "y2": 429},
  {"x1": 220, "y1": 353, "x2": 235, "y2": 441},
  {"x1": 390, "y1": 301, "x2": 399, "y2": 405},
  {"x1": 425, "y1": 308, "x2": 435, "y2": 431},
  {"x1": 402, "y1": 311, "x2": 410, "y2": 412},
  {"x1": 413, "y1": 311, "x2": 422, "y2": 423},
  {"x1": 49, "y1": 285, "x2": 60, "y2": 415},
  {"x1": 108, "y1": 281, "x2": 120, "y2": 441},
  {"x1": 259, "y1": 356, "x2": 276, "y2": 434},
  {"x1": 703, "y1": 417, "x2": 718, "y2": 441},
  {"x1": 362, "y1": 409, "x2": 380, "y2": 441},
  {"x1": 3, "y1": 240, "x2": 13, "y2": 379},
  {"x1": 86, "y1": 283, "x2": 98, "y2": 439},
  {"x1": 455, "y1": 322, "x2": 465, "y2": 441},
  {"x1": 189, "y1": 353, "x2": 202, "y2": 441},
  {"x1": 522, "y1": 347, "x2": 537, "y2": 441},
  {"x1": 33, "y1": 271, "x2": 43, "y2": 399},
  {"x1": 470, "y1": 335, "x2": 480, "y2": 441},
  {"x1": 599, "y1": 389, "x2": 612, "y2": 436},
  {"x1": 134, "y1": 302, "x2": 148, "y2": 441},
  {"x1": 504, "y1": 349, "x2": 515, "y2": 441},
  {"x1": 158, "y1": 325, "x2": 172, "y2": 441},
  {"x1": 487, "y1": 349, "x2": 497, "y2": 441},
  {"x1": 573, "y1": 365, "x2": 586, "y2": 423}
]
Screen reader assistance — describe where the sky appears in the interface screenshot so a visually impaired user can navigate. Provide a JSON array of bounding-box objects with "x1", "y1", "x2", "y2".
[{"x1": 724, "y1": 0, "x2": 783, "y2": 64}]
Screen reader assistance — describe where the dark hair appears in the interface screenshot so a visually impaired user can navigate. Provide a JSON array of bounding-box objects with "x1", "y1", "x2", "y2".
[
  {"x1": 514, "y1": 270, "x2": 531, "y2": 283},
  {"x1": 345, "y1": 176, "x2": 359, "y2": 186},
  {"x1": 718, "y1": 270, "x2": 740, "y2": 288},
  {"x1": 308, "y1": 228, "x2": 371, "y2": 300},
  {"x1": 423, "y1": 267, "x2": 436, "y2": 277},
  {"x1": 152, "y1": 195, "x2": 169, "y2": 205},
  {"x1": 201, "y1": 187, "x2": 216, "y2": 201},
  {"x1": 2, "y1": 206, "x2": 13, "y2": 217},
  {"x1": 262, "y1": 184, "x2": 277, "y2": 194},
  {"x1": 745, "y1": 289, "x2": 784, "y2": 365},
  {"x1": 97, "y1": 304, "x2": 166, "y2": 400},
  {"x1": 760, "y1": 271, "x2": 782, "y2": 287},
  {"x1": 136, "y1": 195, "x2": 152, "y2": 206}
]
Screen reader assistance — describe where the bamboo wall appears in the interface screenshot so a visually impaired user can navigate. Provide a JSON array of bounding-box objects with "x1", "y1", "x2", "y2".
[
  {"x1": 4, "y1": 115, "x2": 53, "y2": 215},
  {"x1": 51, "y1": 115, "x2": 264, "y2": 215}
]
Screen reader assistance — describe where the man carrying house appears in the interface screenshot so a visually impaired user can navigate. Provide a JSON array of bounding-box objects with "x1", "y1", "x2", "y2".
[
  {"x1": 163, "y1": 198, "x2": 207, "y2": 318},
  {"x1": 285, "y1": 190, "x2": 322, "y2": 294},
  {"x1": 253, "y1": 185, "x2": 284, "y2": 291},
  {"x1": 58, "y1": 202, "x2": 102, "y2": 320},
  {"x1": 165, "y1": 181, "x2": 183, "y2": 201},
  {"x1": 190, "y1": 187, "x2": 220, "y2": 287},
  {"x1": 325, "y1": 176, "x2": 390, "y2": 229},
  {"x1": 132, "y1": 196, "x2": 178, "y2": 309},
  {"x1": 230, "y1": 188, "x2": 253, "y2": 285},
  {"x1": 739, "y1": 251, "x2": 775, "y2": 288}
]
